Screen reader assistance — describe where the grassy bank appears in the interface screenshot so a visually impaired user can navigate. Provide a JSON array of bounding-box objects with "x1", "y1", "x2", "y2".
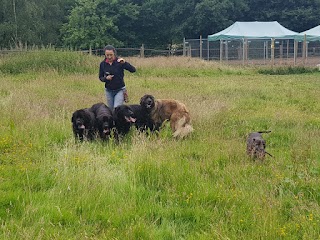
[{"x1": 0, "y1": 51, "x2": 320, "y2": 239}]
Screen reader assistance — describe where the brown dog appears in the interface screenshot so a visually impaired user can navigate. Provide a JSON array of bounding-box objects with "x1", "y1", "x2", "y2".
[
  {"x1": 140, "y1": 94, "x2": 194, "y2": 138},
  {"x1": 246, "y1": 131, "x2": 273, "y2": 160}
]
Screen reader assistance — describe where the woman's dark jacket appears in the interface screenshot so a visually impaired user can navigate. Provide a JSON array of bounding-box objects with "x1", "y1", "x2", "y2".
[{"x1": 99, "y1": 58, "x2": 136, "y2": 90}]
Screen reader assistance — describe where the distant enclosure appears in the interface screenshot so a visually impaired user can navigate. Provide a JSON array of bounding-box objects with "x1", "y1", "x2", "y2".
[{"x1": 184, "y1": 37, "x2": 320, "y2": 66}]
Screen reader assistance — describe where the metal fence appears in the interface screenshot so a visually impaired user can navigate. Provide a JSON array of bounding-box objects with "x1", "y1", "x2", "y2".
[
  {"x1": 2, "y1": 41, "x2": 319, "y2": 66},
  {"x1": 0, "y1": 45, "x2": 184, "y2": 58},
  {"x1": 183, "y1": 37, "x2": 320, "y2": 66},
  {"x1": 81, "y1": 44, "x2": 184, "y2": 58}
]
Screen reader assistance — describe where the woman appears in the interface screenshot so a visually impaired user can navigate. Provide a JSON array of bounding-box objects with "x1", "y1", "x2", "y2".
[{"x1": 99, "y1": 45, "x2": 136, "y2": 110}]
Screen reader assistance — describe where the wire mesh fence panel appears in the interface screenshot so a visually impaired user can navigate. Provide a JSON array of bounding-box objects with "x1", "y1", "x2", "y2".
[{"x1": 184, "y1": 37, "x2": 320, "y2": 66}]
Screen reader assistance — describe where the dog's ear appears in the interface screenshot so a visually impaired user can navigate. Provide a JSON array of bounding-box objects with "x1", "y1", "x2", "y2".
[
  {"x1": 140, "y1": 96, "x2": 145, "y2": 105},
  {"x1": 149, "y1": 95, "x2": 155, "y2": 102},
  {"x1": 114, "y1": 106, "x2": 119, "y2": 114}
]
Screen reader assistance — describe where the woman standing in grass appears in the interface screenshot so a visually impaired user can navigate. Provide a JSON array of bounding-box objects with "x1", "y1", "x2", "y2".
[{"x1": 99, "y1": 45, "x2": 136, "y2": 110}]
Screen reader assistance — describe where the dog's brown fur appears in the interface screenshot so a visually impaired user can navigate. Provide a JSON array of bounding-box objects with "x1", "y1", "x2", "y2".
[{"x1": 140, "y1": 94, "x2": 193, "y2": 138}]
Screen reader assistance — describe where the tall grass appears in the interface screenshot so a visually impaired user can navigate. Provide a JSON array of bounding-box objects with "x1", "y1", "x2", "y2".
[
  {"x1": 0, "y1": 51, "x2": 320, "y2": 239},
  {"x1": 0, "y1": 50, "x2": 99, "y2": 74}
]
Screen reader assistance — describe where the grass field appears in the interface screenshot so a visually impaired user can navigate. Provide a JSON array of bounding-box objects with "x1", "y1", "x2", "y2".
[{"x1": 0, "y1": 51, "x2": 320, "y2": 239}]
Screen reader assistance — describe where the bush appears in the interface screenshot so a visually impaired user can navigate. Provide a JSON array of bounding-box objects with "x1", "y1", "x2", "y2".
[{"x1": 257, "y1": 66, "x2": 319, "y2": 75}]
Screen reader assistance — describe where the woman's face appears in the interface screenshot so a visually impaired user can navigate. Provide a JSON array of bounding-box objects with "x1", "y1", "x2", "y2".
[{"x1": 105, "y1": 50, "x2": 115, "y2": 62}]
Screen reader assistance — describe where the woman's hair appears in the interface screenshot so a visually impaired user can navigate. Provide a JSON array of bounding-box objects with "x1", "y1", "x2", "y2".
[{"x1": 104, "y1": 45, "x2": 117, "y2": 55}]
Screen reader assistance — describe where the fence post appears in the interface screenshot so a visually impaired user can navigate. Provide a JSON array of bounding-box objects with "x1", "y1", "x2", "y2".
[
  {"x1": 140, "y1": 44, "x2": 145, "y2": 58},
  {"x1": 225, "y1": 41, "x2": 228, "y2": 61},
  {"x1": 271, "y1": 38, "x2": 275, "y2": 65},
  {"x1": 200, "y1": 35, "x2": 202, "y2": 59},
  {"x1": 242, "y1": 39, "x2": 245, "y2": 65},
  {"x1": 302, "y1": 34, "x2": 306, "y2": 65},
  {"x1": 266, "y1": 41, "x2": 268, "y2": 60},
  {"x1": 263, "y1": 41, "x2": 266, "y2": 64},
  {"x1": 293, "y1": 40, "x2": 297, "y2": 66},
  {"x1": 280, "y1": 41, "x2": 283, "y2": 64},
  {"x1": 306, "y1": 41, "x2": 308, "y2": 64},
  {"x1": 286, "y1": 40, "x2": 289, "y2": 60},
  {"x1": 207, "y1": 38, "x2": 210, "y2": 61},
  {"x1": 183, "y1": 38, "x2": 186, "y2": 57},
  {"x1": 220, "y1": 40, "x2": 223, "y2": 63}
]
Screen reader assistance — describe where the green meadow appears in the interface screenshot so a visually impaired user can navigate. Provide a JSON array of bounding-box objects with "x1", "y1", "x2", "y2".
[{"x1": 0, "y1": 51, "x2": 320, "y2": 239}]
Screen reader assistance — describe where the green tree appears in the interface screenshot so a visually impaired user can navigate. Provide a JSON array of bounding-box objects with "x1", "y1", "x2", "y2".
[
  {"x1": 132, "y1": 0, "x2": 172, "y2": 48},
  {"x1": 194, "y1": 0, "x2": 248, "y2": 37},
  {"x1": 0, "y1": 0, "x2": 74, "y2": 48},
  {"x1": 61, "y1": 0, "x2": 140, "y2": 49},
  {"x1": 245, "y1": 0, "x2": 320, "y2": 32}
]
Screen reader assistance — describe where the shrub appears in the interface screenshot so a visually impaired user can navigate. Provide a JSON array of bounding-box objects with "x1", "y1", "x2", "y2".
[{"x1": 257, "y1": 66, "x2": 319, "y2": 75}]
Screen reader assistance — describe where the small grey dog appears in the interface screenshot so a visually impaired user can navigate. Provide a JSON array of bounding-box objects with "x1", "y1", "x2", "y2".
[{"x1": 246, "y1": 131, "x2": 273, "y2": 160}]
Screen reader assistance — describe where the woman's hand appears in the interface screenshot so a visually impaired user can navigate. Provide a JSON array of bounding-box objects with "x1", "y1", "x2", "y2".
[
  {"x1": 106, "y1": 75, "x2": 114, "y2": 81},
  {"x1": 117, "y1": 58, "x2": 125, "y2": 64}
]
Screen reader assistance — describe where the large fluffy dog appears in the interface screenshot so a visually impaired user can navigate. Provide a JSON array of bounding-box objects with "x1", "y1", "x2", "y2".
[
  {"x1": 71, "y1": 108, "x2": 96, "y2": 141},
  {"x1": 246, "y1": 131, "x2": 273, "y2": 160},
  {"x1": 90, "y1": 102, "x2": 114, "y2": 140},
  {"x1": 113, "y1": 105, "x2": 136, "y2": 136},
  {"x1": 128, "y1": 104, "x2": 156, "y2": 132},
  {"x1": 140, "y1": 94, "x2": 193, "y2": 138}
]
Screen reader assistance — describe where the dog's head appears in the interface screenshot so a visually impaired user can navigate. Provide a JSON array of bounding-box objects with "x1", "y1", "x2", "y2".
[
  {"x1": 114, "y1": 105, "x2": 136, "y2": 123},
  {"x1": 101, "y1": 116, "x2": 113, "y2": 135},
  {"x1": 140, "y1": 94, "x2": 155, "y2": 111},
  {"x1": 71, "y1": 109, "x2": 90, "y2": 131}
]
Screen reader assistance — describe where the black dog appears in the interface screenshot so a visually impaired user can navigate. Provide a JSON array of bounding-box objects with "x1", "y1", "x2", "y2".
[
  {"x1": 71, "y1": 108, "x2": 96, "y2": 141},
  {"x1": 113, "y1": 105, "x2": 136, "y2": 136},
  {"x1": 91, "y1": 102, "x2": 114, "y2": 140},
  {"x1": 139, "y1": 94, "x2": 161, "y2": 131},
  {"x1": 129, "y1": 103, "x2": 156, "y2": 132}
]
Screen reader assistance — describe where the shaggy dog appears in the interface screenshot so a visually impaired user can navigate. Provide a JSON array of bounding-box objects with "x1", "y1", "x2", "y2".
[
  {"x1": 128, "y1": 104, "x2": 156, "y2": 132},
  {"x1": 140, "y1": 94, "x2": 193, "y2": 138},
  {"x1": 71, "y1": 108, "x2": 96, "y2": 141},
  {"x1": 246, "y1": 131, "x2": 273, "y2": 160},
  {"x1": 113, "y1": 105, "x2": 136, "y2": 136},
  {"x1": 90, "y1": 102, "x2": 114, "y2": 140}
]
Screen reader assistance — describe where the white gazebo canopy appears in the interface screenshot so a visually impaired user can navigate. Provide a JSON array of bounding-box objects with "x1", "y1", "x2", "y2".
[
  {"x1": 208, "y1": 21, "x2": 298, "y2": 41},
  {"x1": 296, "y1": 25, "x2": 320, "y2": 41}
]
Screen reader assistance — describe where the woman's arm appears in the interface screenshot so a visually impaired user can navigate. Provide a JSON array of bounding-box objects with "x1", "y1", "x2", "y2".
[
  {"x1": 99, "y1": 62, "x2": 107, "y2": 82},
  {"x1": 123, "y1": 62, "x2": 136, "y2": 73},
  {"x1": 117, "y1": 58, "x2": 136, "y2": 73}
]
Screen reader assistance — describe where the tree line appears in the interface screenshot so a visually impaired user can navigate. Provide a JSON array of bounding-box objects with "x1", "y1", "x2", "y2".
[{"x1": 1, "y1": 0, "x2": 320, "y2": 50}]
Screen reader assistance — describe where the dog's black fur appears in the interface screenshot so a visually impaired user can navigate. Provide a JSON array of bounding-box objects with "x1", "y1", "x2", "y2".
[
  {"x1": 113, "y1": 105, "x2": 136, "y2": 136},
  {"x1": 71, "y1": 108, "x2": 96, "y2": 141},
  {"x1": 139, "y1": 95, "x2": 161, "y2": 131},
  {"x1": 129, "y1": 103, "x2": 156, "y2": 132},
  {"x1": 90, "y1": 102, "x2": 114, "y2": 140}
]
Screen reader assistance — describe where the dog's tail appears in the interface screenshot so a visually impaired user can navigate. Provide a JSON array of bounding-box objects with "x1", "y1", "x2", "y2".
[
  {"x1": 257, "y1": 130, "x2": 271, "y2": 134},
  {"x1": 172, "y1": 116, "x2": 194, "y2": 138},
  {"x1": 265, "y1": 151, "x2": 273, "y2": 158}
]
